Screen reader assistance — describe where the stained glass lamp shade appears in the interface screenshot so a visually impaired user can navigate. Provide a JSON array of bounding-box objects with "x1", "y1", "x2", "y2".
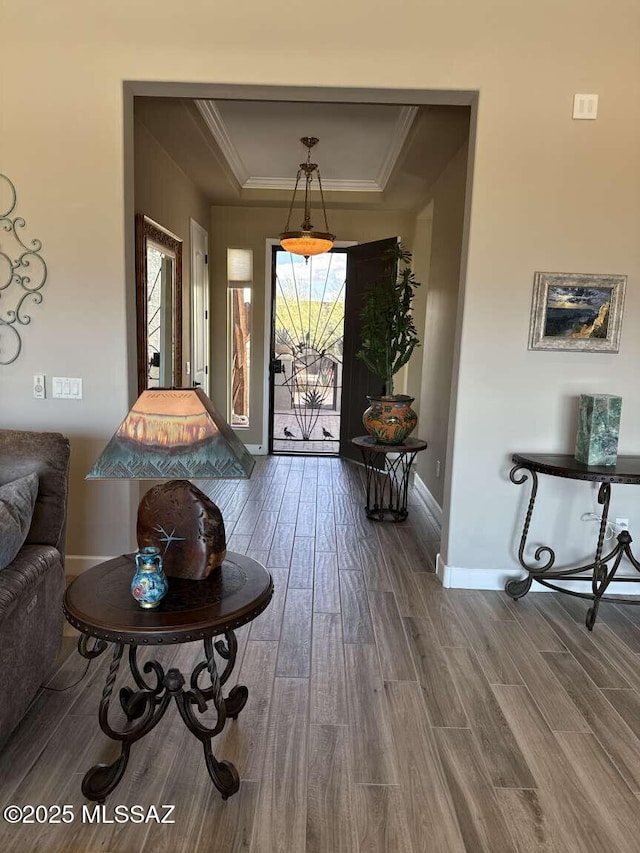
[{"x1": 86, "y1": 388, "x2": 254, "y2": 480}]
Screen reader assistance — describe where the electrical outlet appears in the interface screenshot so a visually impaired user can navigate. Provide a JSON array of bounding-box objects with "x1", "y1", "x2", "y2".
[{"x1": 616, "y1": 518, "x2": 630, "y2": 531}]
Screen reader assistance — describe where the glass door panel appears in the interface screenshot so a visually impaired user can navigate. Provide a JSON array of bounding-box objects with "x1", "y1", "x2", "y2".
[{"x1": 271, "y1": 248, "x2": 346, "y2": 455}]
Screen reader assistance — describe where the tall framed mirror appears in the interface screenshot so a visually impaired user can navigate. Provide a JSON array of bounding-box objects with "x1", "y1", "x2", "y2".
[{"x1": 135, "y1": 215, "x2": 183, "y2": 393}]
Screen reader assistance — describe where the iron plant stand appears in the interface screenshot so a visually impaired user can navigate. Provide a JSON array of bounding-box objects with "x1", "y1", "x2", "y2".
[
  {"x1": 506, "y1": 453, "x2": 640, "y2": 630},
  {"x1": 64, "y1": 552, "x2": 273, "y2": 802},
  {"x1": 352, "y1": 436, "x2": 428, "y2": 522}
]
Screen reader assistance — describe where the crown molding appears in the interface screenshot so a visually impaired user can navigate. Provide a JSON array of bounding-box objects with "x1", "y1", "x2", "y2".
[
  {"x1": 375, "y1": 106, "x2": 419, "y2": 190},
  {"x1": 243, "y1": 176, "x2": 382, "y2": 192},
  {"x1": 196, "y1": 99, "x2": 415, "y2": 194},
  {"x1": 195, "y1": 99, "x2": 249, "y2": 185}
]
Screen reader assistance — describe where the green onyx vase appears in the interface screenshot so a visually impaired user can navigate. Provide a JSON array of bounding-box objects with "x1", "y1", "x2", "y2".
[{"x1": 575, "y1": 393, "x2": 622, "y2": 466}]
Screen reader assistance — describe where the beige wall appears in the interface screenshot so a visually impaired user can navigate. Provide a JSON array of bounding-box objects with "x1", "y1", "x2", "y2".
[
  {"x1": 134, "y1": 116, "x2": 212, "y2": 387},
  {"x1": 413, "y1": 145, "x2": 468, "y2": 507},
  {"x1": 209, "y1": 206, "x2": 416, "y2": 446},
  {"x1": 403, "y1": 203, "x2": 434, "y2": 414},
  {"x1": 2, "y1": 1, "x2": 639, "y2": 579}
]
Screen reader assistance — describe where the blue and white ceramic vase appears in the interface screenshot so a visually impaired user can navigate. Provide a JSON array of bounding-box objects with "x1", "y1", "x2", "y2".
[{"x1": 131, "y1": 546, "x2": 168, "y2": 609}]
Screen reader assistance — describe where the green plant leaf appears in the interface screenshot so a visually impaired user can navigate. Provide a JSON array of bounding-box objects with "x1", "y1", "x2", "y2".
[{"x1": 356, "y1": 243, "x2": 420, "y2": 389}]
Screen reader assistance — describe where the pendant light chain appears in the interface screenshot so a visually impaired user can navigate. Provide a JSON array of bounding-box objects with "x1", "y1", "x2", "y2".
[
  {"x1": 316, "y1": 168, "x2": 330, "y2": 233},
  {"x1": 283, "y1": 167, "x2": 304, "y2": 233},
  {"x1": 302, "y1": 160, "x2": 313, "y2": 230}
]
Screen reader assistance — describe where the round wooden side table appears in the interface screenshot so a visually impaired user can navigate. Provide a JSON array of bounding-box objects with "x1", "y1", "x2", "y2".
[
  {"x1": 352, "y1": 435, "x2": 428, "y2": 521},
  {"x1": 64, "y1": 551, "x2": 273, "y2": 802}
]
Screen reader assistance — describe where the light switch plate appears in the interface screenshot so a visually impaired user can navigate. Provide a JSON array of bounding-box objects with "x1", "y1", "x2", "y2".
[
  {"x1": 573, "y1": 94, "x2": 598, "y2": 119},
  {"x1": 52, "y1": 377, "x2": 82, "y2": 400}
]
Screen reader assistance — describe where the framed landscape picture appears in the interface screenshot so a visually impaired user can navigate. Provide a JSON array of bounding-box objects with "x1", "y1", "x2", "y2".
[{"x1": 528, "y1": 272, "x2": 626, "y2": 352}]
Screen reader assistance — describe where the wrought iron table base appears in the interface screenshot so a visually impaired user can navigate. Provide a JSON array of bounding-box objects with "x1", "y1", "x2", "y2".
[
  {"x1": 507, "y1": 461, "x2": 640, "y2": 630},
  {"x1": 358, "y1": 448, "x2": 420, "y2": 522},
  {"x1": 78, "y1": 631, "x2": 246, "y2": 802}
]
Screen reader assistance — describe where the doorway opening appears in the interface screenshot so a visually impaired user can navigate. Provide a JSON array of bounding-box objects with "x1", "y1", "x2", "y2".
[
  {"x1": 269, "y1": 246, "x2": 346, "y2": 454},
  {"x1": 127, "y1": 82, "x2": 477, "y2": 564}
]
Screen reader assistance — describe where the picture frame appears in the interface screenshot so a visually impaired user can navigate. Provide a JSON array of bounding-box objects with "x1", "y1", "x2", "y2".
[{"x1": 528, "y1": 271, "x2": 626, "y2": 352}]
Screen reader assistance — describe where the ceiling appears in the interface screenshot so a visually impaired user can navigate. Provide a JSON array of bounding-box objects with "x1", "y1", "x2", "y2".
[
  {"x1": 195, "y1": 100, "x2": 418, "y2": 193},
  {"x1": 134, "y1": 97, "x2": 470, "y2": 212}
]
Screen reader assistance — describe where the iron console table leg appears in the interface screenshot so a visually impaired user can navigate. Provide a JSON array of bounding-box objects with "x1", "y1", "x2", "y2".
[
  {"x1": 78, "y1": 630, "x2": 246, "y2": 802},
  {"x1": 505, "y1": 462, "x2": 640, "y2": 630}
]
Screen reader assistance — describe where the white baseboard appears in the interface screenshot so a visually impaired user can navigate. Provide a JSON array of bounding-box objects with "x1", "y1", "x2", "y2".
[
  {"x1": 413, "y1": 474, "x2": 443, "y2": 525},
  {"x1": 66, "y1": 555, "x2": 116, "y2": 575},
  {"x1": 435, "y1": 554, "x2": 640, "y2": 595}
]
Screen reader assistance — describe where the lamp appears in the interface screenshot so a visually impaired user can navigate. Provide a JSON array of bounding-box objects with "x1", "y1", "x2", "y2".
[
  {"x1": 86, "y1": 387, "x2": 254, "y2": 580},
  {"x1": 280, "y1": 136, "x2": 335, "y2": 259}
]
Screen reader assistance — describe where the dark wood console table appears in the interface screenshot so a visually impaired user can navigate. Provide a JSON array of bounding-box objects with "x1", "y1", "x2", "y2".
[
  {"x1": 64, "y1": 551, "x2": 272, "y2": 802},
  {"x1": 506, "y1": 453, "x2": 640, "y2": 630},
  {"x1": 352, "y1": 435, "x2": 428, "y2": 521}
]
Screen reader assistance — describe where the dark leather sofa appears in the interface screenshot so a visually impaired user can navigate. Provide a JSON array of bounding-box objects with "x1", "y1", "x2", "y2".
[{"x1": 0, "y1": 429, "x2": 70, "y2": 747}]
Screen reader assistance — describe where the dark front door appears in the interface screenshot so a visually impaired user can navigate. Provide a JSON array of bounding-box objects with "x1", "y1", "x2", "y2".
[{"x1": 339, "y1": 237, "x2": 399, "y2": 463}]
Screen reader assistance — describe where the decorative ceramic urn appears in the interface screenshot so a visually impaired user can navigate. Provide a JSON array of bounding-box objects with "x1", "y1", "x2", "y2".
[
  {"x1": 131, "y1": 546, "x2": 168, "y2": 609},
  {"x1": 363, "y1": 395, "x2": 418, "y2": 445}
]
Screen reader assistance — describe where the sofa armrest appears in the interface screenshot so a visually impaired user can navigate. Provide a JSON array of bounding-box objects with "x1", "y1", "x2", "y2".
[
  {"x1": 0, "y1": 544, "x2": 62, "y2": 621},
  {"x1": 0, "y1": 429, "x2": 71, "y2": 561}
]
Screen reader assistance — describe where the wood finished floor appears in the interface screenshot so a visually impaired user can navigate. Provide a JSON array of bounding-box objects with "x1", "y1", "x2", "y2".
[{"x1": 3, "y1": 455, "x2": 640, "y2": 851}]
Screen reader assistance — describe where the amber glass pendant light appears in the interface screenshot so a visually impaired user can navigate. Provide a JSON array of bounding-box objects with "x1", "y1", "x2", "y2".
[{"x1": 279, "y1": 137, "x2": 335, "y2": 260}]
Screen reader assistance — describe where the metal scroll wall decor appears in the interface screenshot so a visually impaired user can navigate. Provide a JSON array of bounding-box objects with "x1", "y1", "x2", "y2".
[{"x1": 0, "y1": 174, "x2": 47, "y2": 364}]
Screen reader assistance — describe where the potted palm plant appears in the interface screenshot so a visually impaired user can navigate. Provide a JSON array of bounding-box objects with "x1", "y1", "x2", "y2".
[{"x1": 356, "y1": 243, "x2": 420, "y2": 444}]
